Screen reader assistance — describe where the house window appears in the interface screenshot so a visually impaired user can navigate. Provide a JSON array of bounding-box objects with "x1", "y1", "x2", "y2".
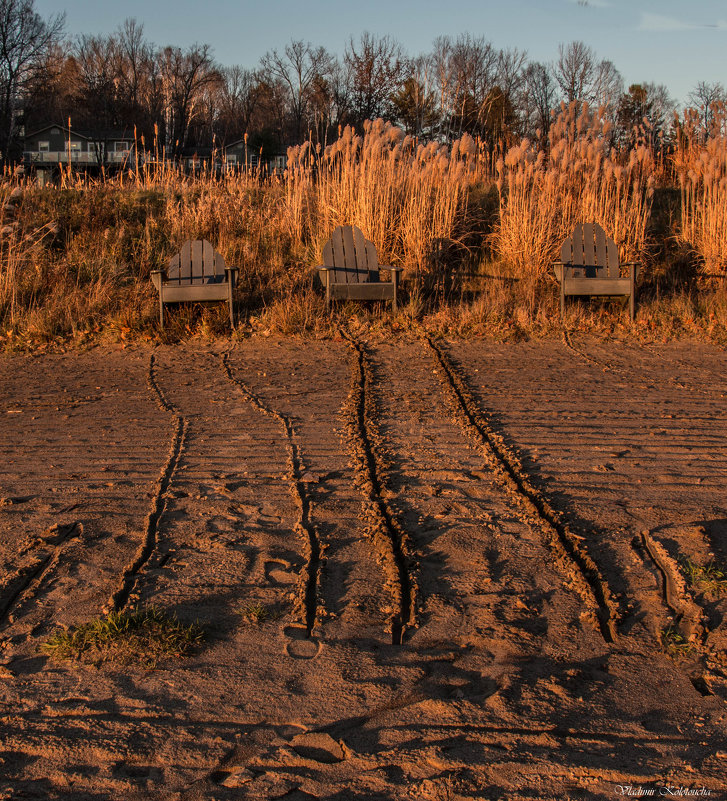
[
  {"x1": 115, "y1": 142, "x2": 130, "y2": 153},
  {"x1": 69, "y1": 141, "x2": 81, "y2": 151},
  {"x1": 226, "y1": 154, "x2": 237, "y2": 165},
  {"x1": 38, "y1": 141, "x2": 49, "y2": 152}
]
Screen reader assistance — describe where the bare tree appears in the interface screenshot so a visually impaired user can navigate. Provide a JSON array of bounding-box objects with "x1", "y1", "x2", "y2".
[
  {"x1": 554, "y1": 41, "x2": 595, "y2": 103},
  {"x1": 522, "y1": 61, "x2": 558, "y2": 142},
  {"x1": 23, "y1": 42, "x2": 77, "y2": 132},
  {"x1": 687, "y1": 80, "x2": 727, "y2": 137},
  {"x1": 591, "y1": 58, "x2": 623, "y2": 113},
  {"x1": 74, "y1": 34, "x2": 122, "y2": 130},
  {"x1": 391, "y1": 54, "x2": 438, "y2": 137},
  {"x1": 616, "y1": 82, "x2": 675, "y2": 149},
  {"x1": 431, "y1": 34, "x2": 516, "y2": 141},
  {"x1": 260, "y1": 40, "x2": 334, "y2": 141},
  {"x1": 0, "y1": 0, "x2": 64, "y2": 161},
  {"x1": 160, "y1": 44, "x2": 221, "y2": 155},
  {"x1": 216, "y1": 65, "x2": 258, "y2": 142},
  {"x1": 344, "y1": 32, "x2": 407, "y2": 128}
]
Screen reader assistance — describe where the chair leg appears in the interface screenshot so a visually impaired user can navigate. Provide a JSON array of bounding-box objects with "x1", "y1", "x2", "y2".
[
  {"x1": 159, "y1": 293, "x2": 164, "y2": 330},
  {"x1": 560, "y1": 284, "x2": 565, "y2": 320},
  {"x1": 228, "y1": 284, "x2": 235, "y2": 329},
  {"x1": 629, "y1": 265, "x2": 635, "y2": 322}
]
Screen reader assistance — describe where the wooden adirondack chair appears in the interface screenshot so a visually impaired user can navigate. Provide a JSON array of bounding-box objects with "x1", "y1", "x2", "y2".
[
  {"x1": 151, "y1": 240, "x2": 239, "y2": 329},
  {"x1": 318, "y1": 225, "x2": 403, "y2": 311},
  {"x1": 553, "y1": 223, "x2": 640, "y2": 321}
]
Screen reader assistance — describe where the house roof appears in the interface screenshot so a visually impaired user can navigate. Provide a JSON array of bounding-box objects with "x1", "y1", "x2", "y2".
[{"x1": 24, "y1": 124, "x2": 136, "y2": 141}]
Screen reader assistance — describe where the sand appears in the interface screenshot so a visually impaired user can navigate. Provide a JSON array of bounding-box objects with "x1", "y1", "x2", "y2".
[{"x1": 0, "y1": 334, "x2": 726, "y2": 800}]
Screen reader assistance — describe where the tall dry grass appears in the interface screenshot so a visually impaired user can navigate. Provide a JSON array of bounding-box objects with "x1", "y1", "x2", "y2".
[
  {"x1": 492, "y1": 102, "x2": 655, "y2": 278},
  {"x1": 285, "y1": 119, "x2": 484, "y2": 278},
  {"x1": 1, "y1": 114, "x2": 727, "y2": 347},
  {"x1": 673, "y1": 104, "x2": 727, "y2": 276}
]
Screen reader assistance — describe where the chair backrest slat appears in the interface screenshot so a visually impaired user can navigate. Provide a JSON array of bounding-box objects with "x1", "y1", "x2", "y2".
[
  {"x1": 594, "y1": 228, "x2": 607, "y2": 268},
  {"x1": 322, "y1": 225, "x2": 378, "y2": 284},
  {"x1": 582, "y1": 222, "x2": 597, "y2": 266},
  {"x1": 364, "y1": 239, "x2": 379, "y2": 281},
  {"x1": 331, "y1": 228, "x2": 346, "y2": 275},
  {"x1": 191, "y1": 240, "x2": 204, "y2": 280},
  {"x1": 341, "y1": 225, "x2": 357, "y2": 278},
  {"x1": 560, "y1": 223, "x2": 620, "y2": 278},
  {"x1": 168, "y1": 239, "x2": 226, "y2": 284},
  {"x1": 572, "y1": 225, "x2": 585, "y2": 265},
  {"x1": 606, "y1": 237, "x2": 619, "y2": 277}
]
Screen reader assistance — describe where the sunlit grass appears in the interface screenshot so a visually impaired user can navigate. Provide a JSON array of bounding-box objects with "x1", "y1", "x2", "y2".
[{"x1": 41, "y1": 607, "x2": 204, "y2": 667}]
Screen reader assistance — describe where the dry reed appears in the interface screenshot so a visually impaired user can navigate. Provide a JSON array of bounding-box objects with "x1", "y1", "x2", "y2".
[
  {"x1": 1, "y1": 114, "x2": 726, "y2": 347},
  {"x1": 492, "y1": 102, "x2": 655, "y2": 279},
  {"x1": 286, "y1": 120, "x2": 482, "y2": 280},
  {"x1": 674, "y1": 104, "x2": 727, "y2": 277}
]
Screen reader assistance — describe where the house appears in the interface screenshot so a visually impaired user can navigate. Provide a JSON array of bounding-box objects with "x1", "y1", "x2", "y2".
[
  {"x1": 223, "y1": 138, "x2": 287, "y2": 174},
  {"x1": 23, "y1": 124, "x2": 138, "y2": 171}
]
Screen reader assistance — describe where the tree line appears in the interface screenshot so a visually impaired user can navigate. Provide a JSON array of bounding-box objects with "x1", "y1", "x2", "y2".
[{"x1": 2, "y1": 0, "x2": 726, "y2": 164}]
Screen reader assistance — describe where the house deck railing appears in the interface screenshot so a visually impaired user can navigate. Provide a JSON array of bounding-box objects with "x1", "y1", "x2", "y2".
[{"x1": 23, "y1": 150, "x2": 134, "y2": 165}]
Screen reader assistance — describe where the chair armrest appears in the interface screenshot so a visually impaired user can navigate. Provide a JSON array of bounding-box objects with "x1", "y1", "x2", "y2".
[
  {"x1": 553, "y1": 262, "x2": 564, "y2": 282},
  {"x1": 622, "y1": 262, "x2": 640, "y2": 281},
  {"x1": 317, "y1": 265, "x2": 333, "y2": 272},
  {"x1": 150, "y1": 268, "x2": 166, "y2": 291},
  {"x1": 225, "y1": 265, "x2": 239, "y2": 288}
]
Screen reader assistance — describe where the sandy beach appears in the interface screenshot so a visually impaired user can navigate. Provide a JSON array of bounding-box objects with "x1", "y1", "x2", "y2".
[{"x1": 1, "y1": 334, "x2": 726, "y2": 800}]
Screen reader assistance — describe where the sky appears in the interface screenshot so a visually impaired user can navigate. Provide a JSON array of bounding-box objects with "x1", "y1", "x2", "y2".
[{"x1": 35, "y1": 0, "x2": 726, "y2": 105}]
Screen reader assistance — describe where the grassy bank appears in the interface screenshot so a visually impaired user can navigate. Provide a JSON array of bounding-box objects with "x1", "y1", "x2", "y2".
[{"x1": 1, "y1": 103, "x2": 726, "y2": 349}]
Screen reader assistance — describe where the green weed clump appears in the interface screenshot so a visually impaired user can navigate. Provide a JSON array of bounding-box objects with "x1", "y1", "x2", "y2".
[
  {"x1": 679, "y1": 556, "x2": 727, "y2": 596},
  {"x1": 661, "y1": 623, "x2": 695, "y2": 659},
  {"x1": 240, "y1": 601, "x2": 283, "y2": 624},
  {"x1": 41, "y1": 607, "x2": 203, "y2": 667}
]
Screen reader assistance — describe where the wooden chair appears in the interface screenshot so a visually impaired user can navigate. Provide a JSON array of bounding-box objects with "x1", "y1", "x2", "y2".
[
  {"x1": 151, "y1": 240, "x2": 238, "y2": 329},
  {"x1": 318, "y1": 225, "x2": 403, "y2": 311},
  {"x1": 553, "y1": 223, "x2": 640, "y2": 321}
]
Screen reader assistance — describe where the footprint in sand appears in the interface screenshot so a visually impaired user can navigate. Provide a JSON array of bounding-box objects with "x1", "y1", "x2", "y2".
[
  {"x1": 264, "y1": 560, "x2": 297, "y2": 585},
  {"x1": 284, "y1": 625, "x2": 321, "y2": 660},
  {"x1": 290, "y1": 731, "x2": 344, "y2": 763}
]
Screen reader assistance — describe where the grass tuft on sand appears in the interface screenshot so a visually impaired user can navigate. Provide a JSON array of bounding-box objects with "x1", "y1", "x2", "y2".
[
  {"x1": 678, "y1": 557, "x2": 727, "y2": 597},
  {"x1": 41, "y1": 607, "x2": 204, "y2": 668},
  {"x1": 660, "y1": 623, "x2": 695, "y2": 659}
]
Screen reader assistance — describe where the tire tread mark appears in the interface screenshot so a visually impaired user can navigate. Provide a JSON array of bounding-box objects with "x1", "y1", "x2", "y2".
[
  {"x1": 341, "y1": 331, "x2": 416, "y2": 645},
  {"x1": 106, "y1": 352, "x2": 186, "y2": 613},
  {"x1": 0, "y1": 523, "x2": 80, "y2": 627},
  {"x1": 221, "y1": 351, "x2": 320, "y2": 638},
  {"x1": 640, "y1": 530, "x2": 705, "y2": 644},
  {"x1": 426, "y1": 335, "x2": 618, "y2": 644}
]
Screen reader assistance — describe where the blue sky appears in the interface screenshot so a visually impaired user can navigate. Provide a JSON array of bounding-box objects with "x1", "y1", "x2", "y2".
[{"x1": 35, "y1": 0, "x2": 726, "y2": 104}]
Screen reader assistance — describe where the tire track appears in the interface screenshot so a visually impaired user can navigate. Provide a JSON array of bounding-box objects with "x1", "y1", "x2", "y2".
[
  {"x1": 639, "y1": 530, "x2": 704, "y2": 643},
  {"x1": 563, "y1": 328, "x2": 727, "y2": 396},
  {"x1": 340, "y1": 330, "x2": 416, "y2": 645},
  {"x1": 105, "y1": 352, "x2": 187, "y2": 613},
  {"x1": 562, "y1": 328, "x2": 623, "y2": 373},
  {"x1": 0, "y1": 522, "x2": 81, "y2": 628},
  {"x1": 426, "y1": 335, "x2": 618, "y2": 644},
  {"x1": 563, "y1": 330, "x2": 726, "y2": 660},
  {"x1": 221, "y1": 350, "x2": 320, "y2": 638},
  {"x1": 637, "y1": 530, "x2": 720, "y2": 698}
]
